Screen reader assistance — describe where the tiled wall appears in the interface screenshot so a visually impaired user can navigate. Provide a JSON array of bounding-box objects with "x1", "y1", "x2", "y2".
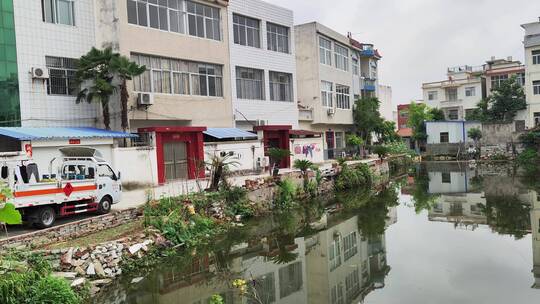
[{"x1": 13, "y1": 0, "x2": 99, "y2": 127}]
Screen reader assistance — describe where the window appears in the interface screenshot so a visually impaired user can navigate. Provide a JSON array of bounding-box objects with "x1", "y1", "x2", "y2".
[
  {"x1": 252, "y1": 273, "x2": 276, "y2": 304},
  {"x1": 335, "y1": 132, "x2": 344, "y2": 149},
  {"x1": 345, "y1": 268, "x2": 360, "y2": 302},
  {"x1": 267, "y1": 22, "x2": 289, "y2": 53},
  {"x1": 400, "y1": 110, "x2": 409, "y2": 118},
  {"x1": 236, "y1": 67, "x2": 264, "y2": 100},
  {"x1": 42, "y1": 0, "x2": 75, "y2": 26},
  {"x1": 331, "y1": 282, "x2": 344, "y2": 304},
  {"x1": 446, "y1": 88, "x2": 458, "y2": 101},
  {"x1": 279, "y1": 262, "x2": 303, "y2": 299},
  {"x1": 428, "y1": 91, "x2": 438, "y2": 101},
  {"x1": 440, "y1": 132, "x2": 449, "y2": 143},
  {"x1": 448, "y1": 109, "x2": 459, "y2": 120},
  {"x1": 269, "y1": 71, "x2": 292, "y2": 102},
  {"x1": 131, "y1": 53, "x2": 223, "y2": 97},
  {"x1": 321, "y1": 81, "x2": 333, "y2": 107},
  {"x1": 127, "y1": 0, "x2": 187, "y2": 34},
  {"x1": 319, "y1": 37, "x2": 332, "y2": 65},
  {"x1": 517, "y1": 73, "x2": 525, "y2": 86},
  {"x1": 534, "y1": 112, "x2": 540, "y2": 126},
  {"x1": 329, "y1": 237, "x2": 341, "y2": 271},
  {"x1": 233, "y1": 14, "x2": 260, "y2": 48},
  {"x1": 534, "y1": 80, "x2": 540, "y2": 95},
  {"x1": 334, "y1": 43, "x2": 349, "y2": 71},
  {"x1": 187, "y1": 1, "x2": 221, "y2": 40},
  {"x1": 343, "y1": 232, "x2": 358, "y2": 261},
  {"x1": 97, "y1": 164, "x2": 116, "y2": 180},
  {"x1": 491, "y1": 74, "x2": 508, "y2": 89},
  {"x1": 465, "y1": 87, "x2": 475, "y2": 97},
  {"x1": 441, "y1": 172, "x2": 451, "y2": 183},
  {"x1": 45, "y1": 56, "x2": 78, "y2": 96},
  {"x1": 533, "y1": 50, "x2": 540, "y2": 65},
  {"x1": 335, "y1": 84, "x2": 350, "y2": 109},
  {"x1": 352, "y1": 57, "x2": 359, "y2": 76}
]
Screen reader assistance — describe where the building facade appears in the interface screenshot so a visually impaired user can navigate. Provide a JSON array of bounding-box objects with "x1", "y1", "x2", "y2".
[
  {"x1": 422, "y1": 65, "x2": 484, "y2": 121},
  {"x1": 4, "y1": 0, "x2": 100, "y2": 128},
  {"x1": 377, "y1": 84, "x2": 393, "y2": 123},
  {"x1": 522, "y1": 20, "x2": 540, "y2": 127},
  {"x1": 96, "y1": 0, "x2": 234, "y2": 130},
  {"x1": 227, "y1": 0, "x2": 298, "y2": 130},
  {"x1": 295, "y1": 22, "x2": 381, "y2": 159}
]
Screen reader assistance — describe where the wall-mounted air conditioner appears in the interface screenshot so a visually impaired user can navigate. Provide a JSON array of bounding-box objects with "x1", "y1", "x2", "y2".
[
  {"x1": 137, "y1": 93, "x2": 154, "y2": 106},
  {"x1": 327, "y1": 108, "x2": 335, "y2": 115},
  {"x1": 31, "y1": 67, "x2": 49, "y2": 79}
]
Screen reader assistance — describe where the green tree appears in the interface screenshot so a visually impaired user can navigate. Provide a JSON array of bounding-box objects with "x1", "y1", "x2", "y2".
[
  {"x1": 293, "y1": 159, "x2": 314, "y2": 190},
  {"x1": 408, "y1": 102, "x2": 432, "y2": 149},
  {"x1": 429, "y1": 107, "x2": 445, "y2": 121},
  {"x1": 375, "y1": 120, "x2": 399, "y2": 144},
  {"x1": 465, "y1": 99, "x2": 489, "y2": 121},
  {"x1": 487, "y1": 76, "x2": 526, "y2": 122},
  {"x1": 76, "y1": 47, "x2": 145, "y2": 130},
  {"x1": 467, "y1": 127, "x2": 482, "y2": 147},
  {"x1": 353, "y1": 97, "x2": 383, "y2": 144},
  {"x1": 110, "y1": 56, "x2": 146, "y2": 131}
]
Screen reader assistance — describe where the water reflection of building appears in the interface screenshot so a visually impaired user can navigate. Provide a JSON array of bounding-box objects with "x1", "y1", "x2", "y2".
[
  {"x1": 532, "y1": 196, "x2": 540, "y2": 289},
  {"x1": 305, "y1": 214, "x2": 389, "y2": 304},
  {"x1": 429, "y1": 194, "x2": 487, "y2": 229}
]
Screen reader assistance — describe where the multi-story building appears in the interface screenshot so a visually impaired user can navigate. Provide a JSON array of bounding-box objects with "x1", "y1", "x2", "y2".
[
  {"x1": 484, "y1": 56, "x2": 525, "y2": 93},
  {"x1": 295, "y1": 22, "x2": 381, "y2": 159},
  {"x1": 377, "y1": 84, "x2": 393, "y2": 123},
  {"x1": 422, "y1": 65, "x2": 485, "y2": 121},
  {"x1": 227, "y1": 0, "x2": 298, "y2": 130},
  {"x1": 522, "y1": 19, "x2": 540, "y2": 127},
  {"x1": 0, "y1": 0, "x2": 100, "y2": 128},
  {"x1": 396, "y1": 104, "x2": 414, "y2": 148}
]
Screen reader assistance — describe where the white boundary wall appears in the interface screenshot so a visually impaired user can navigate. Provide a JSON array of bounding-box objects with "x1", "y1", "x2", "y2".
[
  {"x1": 204, "y1": 140, "x2": 265, "y2": 172},
  {"x1": 290, "y1": 137, "x2": 325, "y2": 164},
  {"x1": 112, "y1": 147, "x2": 158, "y2": 186}
]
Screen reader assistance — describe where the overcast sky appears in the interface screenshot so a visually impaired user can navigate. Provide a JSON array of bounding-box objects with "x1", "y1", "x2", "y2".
[{"x1": 272, "y1": 0, "x2": 540, "y2": 107}]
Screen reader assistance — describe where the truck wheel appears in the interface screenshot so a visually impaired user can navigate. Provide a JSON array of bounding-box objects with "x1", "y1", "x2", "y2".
[
  {"x1": 34, "y1": 206, "x2": 56, "y2": 229},
  {"x1": 97, "y1": 197, "x2": 112, "y2": 215}
]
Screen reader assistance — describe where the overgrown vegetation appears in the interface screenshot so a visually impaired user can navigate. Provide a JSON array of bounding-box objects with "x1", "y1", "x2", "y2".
[
  {"x1": 0, "y1": 253, "x2": 82, "y2": 304},
  {"x1": 273, "y1": 179, "x2": 297, "y2": 211},
  {"x1": 408, "y1": 102, "x2": 445, "y2": 149},
  {"x1": 335, "y1": 164, "x2": 373, "y2": 191}
]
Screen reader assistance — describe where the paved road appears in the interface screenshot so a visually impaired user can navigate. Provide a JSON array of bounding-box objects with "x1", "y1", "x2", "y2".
[{"x1": 1, "y1": 214, "x2": 95, "y2": 239}]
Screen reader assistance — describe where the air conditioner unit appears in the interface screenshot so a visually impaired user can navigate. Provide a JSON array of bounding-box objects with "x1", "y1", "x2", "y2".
[
  {"x1": 31, "y1": 67, "x2": 49, "y2": 79},
  {"x1": 256, "y1": 119, "x2": 266, "y2": 126},
  {"x1": 137, "y1": 93, "x2": 154, "y2": 106},
  {"x1": 327, "y1": 108, "x2": 335, "y2": 115}
]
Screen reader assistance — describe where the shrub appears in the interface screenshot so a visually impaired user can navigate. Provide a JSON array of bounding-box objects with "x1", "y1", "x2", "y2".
[
  {"x1": 335, "y1": 164, "x2": 372, "y2": 191},
  {"x1": 517, "y1": 148, "x2": 539, "y2": 171},
  {"x1": 372, "y1": 145, "x2": 389, "y2": 159},
  {"x1": 28, "y1": 276, "x2": 80, "y2": 304},
  {"x1": 222, "y1": 186, "x2": 253, "y2": 218},
  {"x1": 274, "y1": 178, "x2": 296, "y2": 211},
  {"x1": 385, "y1": 141, "x2": 416, "y2": 156}
]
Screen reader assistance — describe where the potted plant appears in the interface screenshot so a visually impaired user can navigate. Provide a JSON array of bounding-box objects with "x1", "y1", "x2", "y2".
[{"x1": 267, "y1": 148, "x2": 292, "y2": 177}]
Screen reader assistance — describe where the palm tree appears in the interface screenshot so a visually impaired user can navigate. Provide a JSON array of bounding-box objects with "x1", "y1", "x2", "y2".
[
  {"x1": 76, "y1": 47, "x2": 144, "y2": 130},
  {"x1": 110, "y1": 56, "x2": 146, "y2": 131},
  {"x1": 293, "y1": 159, "x2": 314, "y2": 190}
]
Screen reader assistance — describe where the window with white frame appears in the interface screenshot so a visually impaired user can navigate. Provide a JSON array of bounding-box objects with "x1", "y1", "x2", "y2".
[
  {"x1": 334, "y1": 43, "x2": 349, "y2": 71},
  {"x1": 131, "y1": 53, "x2": 223, "y2": 97},
  {"x1": 127, "y1": 0, "x2": 187, "y2": 34},
  {"x1": 352, "y1": 57, "x2": 359, "y2": 76},
  {"x1": 427, "y1": 91, "x2": 438, "y2": 101},
  {"x1": 335, "y1": 132, "x2": 344, "y2": 149},
  {"x1": 269, "y1": 71, "x2": 293, "y2": 102},
  {"x1": 465, "y1": 87, "x2": 475, "y2": 97},
  {"x1": 233, "y1": 14, "x2": 260, "y2": 48},
  {"x1": 45, "y1": 56, "x2": 78, "y2": 96},
  {"x1": 345, "y1": 267, "x2": 360, "y2": 302},
  {"x1": 267, "y1": 22, "x2": 289, "y2": 53},
  {"x1": 343, "y1": 231, "x2": 358, "y2": 261},
  {"x1": 330, "y1": 282, "x2": 344, "y2": 304},
  {"x1": 517, "y1": 73, "x2": 525, "y2": 86},
  {"x1": 448, "y1": 109, "x2": 459, "y2": 120},
  {"x1": 446, "y1": 88, "x2": 458, "y2": 101},
  {"x1": 533, "y1": 50, "x2": 540, "y2": 65},
  {"x1": 534, "y1": 80, "x2": 540, "y2": 95},
  {"x1": 491, "y1": 74, "x2": 508, "y2": 89},
  {"x1": 336, "y1": 84, "x2": 350, "y2": 109},
  {"x1": 321, "y1": 81, "x2": 333, "y2": 108},
  {"x1": 42, "y1": 0, "x2": 75, "y2": 26},
  {"x1": 187, "y1": 1, "x2": 220, "y2": 40},
  {"x1": 236, "y1": 67, "x2": 264, "y2": 100},
  {"x1": 319, "y1": 37, "x2": 332, "y2": 66},
  {"x1": 329, "y1": 237, "x2": 342, "y2": 271}
]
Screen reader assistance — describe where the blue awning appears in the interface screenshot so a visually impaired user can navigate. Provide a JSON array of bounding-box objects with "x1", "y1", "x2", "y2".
[
  {"x1": 204, "y1": 128, "x2": 257, "y2": 140},
  {"x1": 0, "y1": 127, "x2": 137, "y2": 140}
]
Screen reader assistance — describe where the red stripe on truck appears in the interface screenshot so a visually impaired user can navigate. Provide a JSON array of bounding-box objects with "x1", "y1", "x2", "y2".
[{"x1": 13, "y1": 185, "x2": 97, "y2": 198}]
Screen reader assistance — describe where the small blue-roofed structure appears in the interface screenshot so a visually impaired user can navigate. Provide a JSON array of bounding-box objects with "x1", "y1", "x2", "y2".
[
  {"x1": 203, "y1": 128, "x2": 257, "y2": 140},
  {"x1": 0, "y1": 127, "x2": 137, "y2": 141}
]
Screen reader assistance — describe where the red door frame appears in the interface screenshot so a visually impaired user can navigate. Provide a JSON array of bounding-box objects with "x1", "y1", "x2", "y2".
[
  {"x1": 139, "y1": 127, "x2": 206, "y2": 184},
  {"x1": 254, "y1": 125, "x2": 292, "y2": 169}
]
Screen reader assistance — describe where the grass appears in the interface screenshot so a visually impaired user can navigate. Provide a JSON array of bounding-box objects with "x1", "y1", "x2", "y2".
[{"x1": 45, "y1": 219, "x2": 144, "y2": 250}]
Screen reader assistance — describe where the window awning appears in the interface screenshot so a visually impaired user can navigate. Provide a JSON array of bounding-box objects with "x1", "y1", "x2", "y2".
[
  {"x1": 204, "y1": 128, "x2": 257, "y2": 140},
  {"x1": 0, "y1": 127, "x2": 137, "y2": 141}
]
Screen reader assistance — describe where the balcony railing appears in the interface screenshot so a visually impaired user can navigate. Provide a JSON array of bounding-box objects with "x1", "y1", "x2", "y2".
[{"x1": 361, "y1": 79, "x2": 376, "y2": 91}]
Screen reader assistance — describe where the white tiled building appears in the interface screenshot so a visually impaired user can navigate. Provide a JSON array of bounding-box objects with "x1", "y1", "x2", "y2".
[
  {"x1": 13, "y1": 0, "x2": 99, "y2": 127},
  {"x1": 522, "y1": 20, "x2": 540, "y2": 127},
  {"x1": 227, "y1": 0, "x2": 298, "y2": 130}
]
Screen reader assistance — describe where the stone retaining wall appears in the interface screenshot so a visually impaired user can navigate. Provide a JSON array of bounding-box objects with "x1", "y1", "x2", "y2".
[{"x1": 0, "y1": 208, "x2": 142, "y2": 250}]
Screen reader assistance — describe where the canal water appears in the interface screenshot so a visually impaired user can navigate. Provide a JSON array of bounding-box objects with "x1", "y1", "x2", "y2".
[{"x1": 96, "y1": 162, "x2": 540, "y2": 304}]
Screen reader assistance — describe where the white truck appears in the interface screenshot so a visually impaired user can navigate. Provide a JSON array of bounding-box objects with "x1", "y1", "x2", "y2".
[{"x1": 1, "y1": 147, "x2": 122, "y2": 228}]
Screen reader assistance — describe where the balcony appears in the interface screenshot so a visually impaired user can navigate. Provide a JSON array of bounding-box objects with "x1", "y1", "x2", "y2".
[
  {"x1": 361, "y1": 79, "x2": 376, "y2": 91},
  {"x1": 298, "y1": 108, "x2": 313, "y2": 121},
  {"x1": 360, "y1": 49, "x2": 375, "y2": 57}
]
